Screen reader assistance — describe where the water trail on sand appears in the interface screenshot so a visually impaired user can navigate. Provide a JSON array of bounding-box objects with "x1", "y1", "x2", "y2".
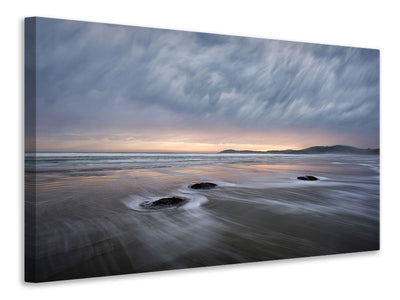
[{"x1": 28, "y1": 153, "x2": 379, "y2": 280}]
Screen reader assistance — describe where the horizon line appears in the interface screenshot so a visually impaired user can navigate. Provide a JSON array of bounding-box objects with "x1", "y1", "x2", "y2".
[{"x1": 26, "y1": 144, "x2": 380, "y2": 154}]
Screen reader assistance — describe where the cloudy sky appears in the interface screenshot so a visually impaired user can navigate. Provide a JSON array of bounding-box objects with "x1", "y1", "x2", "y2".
[{"x1": 31, "y1": 17, "x2": 379, "y2": 152}]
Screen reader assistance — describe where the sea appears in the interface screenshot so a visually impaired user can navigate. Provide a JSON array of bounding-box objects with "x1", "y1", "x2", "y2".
[{"x1": 25, "y1": 152, "x2": 380, "y2": 282}]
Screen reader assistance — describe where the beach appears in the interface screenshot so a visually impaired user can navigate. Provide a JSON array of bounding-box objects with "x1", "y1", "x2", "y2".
[{"x1": 25, "y1": 153, "x2": 379, "y2": 282}]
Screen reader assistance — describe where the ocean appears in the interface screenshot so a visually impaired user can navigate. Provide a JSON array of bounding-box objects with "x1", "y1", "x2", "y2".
[{"x1": 25, "y1": 152, "x2": 380, "y2": 281}]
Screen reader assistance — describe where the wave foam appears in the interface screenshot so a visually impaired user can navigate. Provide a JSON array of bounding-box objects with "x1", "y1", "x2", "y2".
[{"x1": 122, "y1": 188, "x2": 208, "y2": 212}]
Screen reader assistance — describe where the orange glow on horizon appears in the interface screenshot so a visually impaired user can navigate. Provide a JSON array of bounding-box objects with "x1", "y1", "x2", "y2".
[
  {"x1": 32, "y1": 141, "x2": 302, "y2": 153},
  {"x1": 32, "y1": 131, "x2": 366, "y2": 152},
  {"x1": 31, "y1": 126, "x2": 378, "y2": 153}
]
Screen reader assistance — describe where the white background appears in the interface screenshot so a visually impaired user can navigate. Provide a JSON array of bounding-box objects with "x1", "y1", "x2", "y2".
[{"x1": 1, "y1": 0, "x2": 399, "y2": 299}]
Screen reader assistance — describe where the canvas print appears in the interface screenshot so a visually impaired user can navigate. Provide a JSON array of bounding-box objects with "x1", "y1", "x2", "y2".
[{"x1": 25, "y1": 17, "x2": 380, "y2": 282}]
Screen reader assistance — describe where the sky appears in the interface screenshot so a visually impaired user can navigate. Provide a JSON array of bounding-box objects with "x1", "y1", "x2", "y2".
[{"x1": 30, "y1": 17, "x2": 380, "y2": 152}]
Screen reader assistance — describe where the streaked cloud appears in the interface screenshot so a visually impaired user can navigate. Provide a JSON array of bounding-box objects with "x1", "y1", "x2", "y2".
[{"x1": 32, "y1": 17, "x2": 379, "y2": 151}]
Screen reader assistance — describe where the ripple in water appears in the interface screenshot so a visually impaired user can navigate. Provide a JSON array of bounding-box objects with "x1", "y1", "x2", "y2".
[{"x1": 122, "y1": 186, "x2": 209, "y2": 212}]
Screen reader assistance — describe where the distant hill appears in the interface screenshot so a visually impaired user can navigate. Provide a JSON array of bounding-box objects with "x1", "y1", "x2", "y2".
[{"x1": 218, "y1": 145, "x2": 379, "y2": 155}]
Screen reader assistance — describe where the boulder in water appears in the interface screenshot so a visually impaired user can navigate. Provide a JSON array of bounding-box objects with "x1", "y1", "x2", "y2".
[
  {"x1": 141, "y1": 197, "x2": 188, "y2": 209},
  {"x1": 297, "y1": 175, "x2": 319, "y2": 181},
  {"x1": 190, "y1": 182, "x2": 217, "y2": 189}
]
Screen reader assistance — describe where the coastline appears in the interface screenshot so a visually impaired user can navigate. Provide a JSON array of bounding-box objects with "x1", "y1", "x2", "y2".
[{"x1": 26, "y1": 154, "x2": 379, "y2": 281}]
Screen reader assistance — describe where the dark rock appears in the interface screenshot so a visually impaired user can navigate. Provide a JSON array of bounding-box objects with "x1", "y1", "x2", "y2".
[
  {"x1": 297, "y1": 176, "x2": 319, "y2": 181},
  {"x1": 190, "y1": 182, "x2": 218, "y2": 189},
  {"x1": 140, "y1": 197, "x2": 188, "y2": 209}
]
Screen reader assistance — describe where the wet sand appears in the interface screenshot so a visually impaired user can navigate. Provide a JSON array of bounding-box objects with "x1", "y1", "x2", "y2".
[{"x1": 25, "y1": 154, "x2": 379, "y2": 282}]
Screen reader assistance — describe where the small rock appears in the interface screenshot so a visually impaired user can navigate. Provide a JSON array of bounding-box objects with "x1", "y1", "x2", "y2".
[
  {"x1": 141, "y1": 197, "x2": 188, "y2": 209},
  {"x1": 190, "y1": 182, "x2": 218, "y2": 189},
  {"x1": 297, "y1": 176, "x2": 319, "y2": 181}
]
